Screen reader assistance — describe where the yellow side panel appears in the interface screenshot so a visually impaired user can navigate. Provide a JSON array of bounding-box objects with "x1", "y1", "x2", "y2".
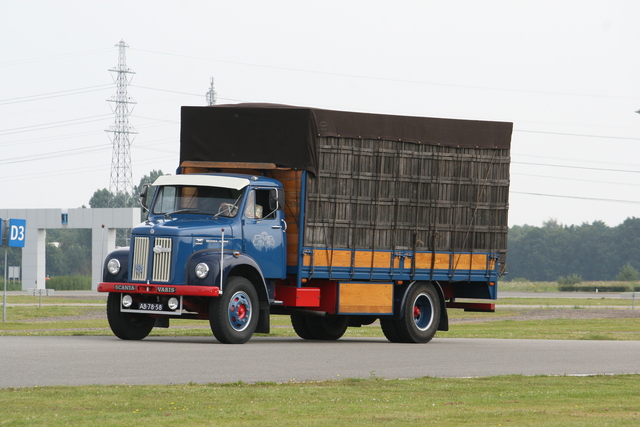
[
  {"x1": 304, "y1": 250, "x2": 399, "y2": 269},
  {"x1": 452, "y1": 254, "x2": 488, "y2": 270},
  {"x1": 414, "y1": 253, "x2": 450, "y2": 270},
  {"x1": 338, "y1": 282, "x2": 393, "y2": 314}
]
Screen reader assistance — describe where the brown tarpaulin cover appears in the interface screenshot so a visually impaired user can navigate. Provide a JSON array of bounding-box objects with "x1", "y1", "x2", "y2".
[{"x1": 180, "y1": 103, "x2": 513, "y2": 175}]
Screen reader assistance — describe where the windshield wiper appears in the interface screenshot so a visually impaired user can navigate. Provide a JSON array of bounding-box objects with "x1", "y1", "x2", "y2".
[
  {"x1": 164, "y1": 208, "x2": 197, "y2": 218},
  {"x1": 213, "y1": 194, "x2": 243, "y2": 218}
]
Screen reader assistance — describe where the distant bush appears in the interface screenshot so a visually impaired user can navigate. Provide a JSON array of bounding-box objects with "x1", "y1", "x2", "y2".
[
  {"x1": 3, "y1": 281, "x2": 22, "y2": 291},
  {"x1": 558, "y1": 284, "x2": 633, "y2": 292},
  {"x1": 616, "y1": 263, "x2": 640, "y2": 282},
  {"x1": 557, "y1": 274, "x2": 582, "y2": 286},
  {"x1": 46, "y1": 276, "x2": 91, "y2": 290}
]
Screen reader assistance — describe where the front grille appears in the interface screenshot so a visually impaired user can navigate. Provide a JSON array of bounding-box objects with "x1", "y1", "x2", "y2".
[
  {"x1": 152, "y1": 237, "x2": 172, "y2": 282},
  {"x1": 131, "y1": 237, "x2": 149, "y2": 281},
  {"x1": 130, "y1": 236, "x2": 173, "y2": 282}
]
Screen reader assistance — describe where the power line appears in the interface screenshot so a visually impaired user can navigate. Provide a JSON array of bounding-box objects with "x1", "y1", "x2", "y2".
[
  {"x1": 515, "y1": 128, "x2": 640, "y2": 141},
  {"x1": 512, "y1": 172, "x2": 640, "y2": 187},
  {"x1": 0, "y1": 84, "x2": 112, "y2": 105},
  {"x1": 0, "y1": 114, "x2": 111, "y2": 136},
  {"x1": 131, "y1": 84, "x2": 245, "y2": 103},
  {"x1": 512, "y1": 152, "x2": 640, "y2": 169},
  {"x1": 131, "y1": 47, "x2": 640, "y2": 101},
  {"x1": 0, "y1": 143, "x2": 111, "y2": 166},
  {"x1": 0, "y1": 48, "x2": 111, "y2": 67},
  {"x1": 511, "y1": 191, "x2": 640, "y2": 205},
  {"x1": 512, "y1": 161, "x2": 640, "y2": 174}
]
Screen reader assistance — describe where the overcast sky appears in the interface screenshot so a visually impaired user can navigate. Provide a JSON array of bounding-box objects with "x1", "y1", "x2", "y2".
[{"x1": 2, "y1": 1, "x2": 639, "y2": 227}]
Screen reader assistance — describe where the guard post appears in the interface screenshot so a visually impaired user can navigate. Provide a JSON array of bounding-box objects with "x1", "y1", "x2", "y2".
[
  {"x1": 621, "y1": 292, "x2": 639, "y2": 310},
  {"x1": 2, "y1": 218, "x2": 27, "y2": 322}
]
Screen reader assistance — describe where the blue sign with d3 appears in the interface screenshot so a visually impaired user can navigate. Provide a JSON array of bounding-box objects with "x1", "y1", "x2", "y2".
[{"x1": 8, "y1": 219, "x2": 26, "y2": 248}]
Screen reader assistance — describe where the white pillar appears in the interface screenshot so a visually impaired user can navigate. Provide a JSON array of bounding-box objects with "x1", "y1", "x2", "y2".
[{"x1": 92, "y1": 226, "x2": 117, "y2": 290}]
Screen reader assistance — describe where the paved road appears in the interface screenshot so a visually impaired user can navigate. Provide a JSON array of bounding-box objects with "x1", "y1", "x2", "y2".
[
  {"x1": 1, "y1": 336, "x2": 638, "y2": 388},
  {"x1": 500, "y1": 291, "x2": 622, "y2": 299}
]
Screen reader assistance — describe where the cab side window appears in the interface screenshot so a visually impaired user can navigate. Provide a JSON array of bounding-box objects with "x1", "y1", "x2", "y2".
[{"x1": 245, "y1": 189, "x2": 278, "y2": 220}]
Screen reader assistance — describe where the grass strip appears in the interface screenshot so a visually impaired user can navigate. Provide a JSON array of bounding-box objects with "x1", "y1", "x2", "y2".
[
  {"x1": 498, "y1": 297, "x2": 632, "y2": 307},
  {"x1": 1, "y1": 375, "x2": 639, "y2": 426},
  {"x1": 2, "y1": 315, "x2": 639, "y2": 341}
]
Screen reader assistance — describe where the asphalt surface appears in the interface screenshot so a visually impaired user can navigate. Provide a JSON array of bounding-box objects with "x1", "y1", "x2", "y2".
[
  {"x1": 1, "y1": 336, "x2": 638, "y2": 388},
  {"x1": 1, "y1": 290, "x2": 637, "y2": 388}
]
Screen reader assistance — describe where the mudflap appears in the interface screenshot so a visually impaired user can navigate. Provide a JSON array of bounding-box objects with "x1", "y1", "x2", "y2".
[
  {"x1": 255, "y1": 301, "x2": 271, "y2": 334},
  {"x1": 430, "y1": 282, "x2": 449, "y2": 331}
]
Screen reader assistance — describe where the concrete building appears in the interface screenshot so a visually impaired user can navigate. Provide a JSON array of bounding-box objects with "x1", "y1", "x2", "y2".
[{"x1": 0, "y1": 208, "x2": 140, "y2": 291}]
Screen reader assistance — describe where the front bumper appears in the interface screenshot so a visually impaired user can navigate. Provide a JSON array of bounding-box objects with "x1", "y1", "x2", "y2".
[{"x1": 98, "y1": 282, "x2": 220, "y2": 297}]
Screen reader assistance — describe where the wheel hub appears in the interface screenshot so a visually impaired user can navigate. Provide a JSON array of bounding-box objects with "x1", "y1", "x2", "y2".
[
  {"x1": 413, "y1": 293, "x2": 434, "y2": 331},
  {"x1": 228, "y1": 292, "x2": 252, "y2": 331}
]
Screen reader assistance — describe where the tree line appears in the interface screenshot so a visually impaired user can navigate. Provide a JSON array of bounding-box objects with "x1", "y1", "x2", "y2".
[{"x1": 507, "y1": 218, "x2": 640, "y2": 281}]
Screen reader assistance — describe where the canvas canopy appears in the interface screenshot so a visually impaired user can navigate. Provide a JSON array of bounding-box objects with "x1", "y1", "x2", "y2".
[{"x1": 180, "y1": 103, "x2": 513, "y2": 175}]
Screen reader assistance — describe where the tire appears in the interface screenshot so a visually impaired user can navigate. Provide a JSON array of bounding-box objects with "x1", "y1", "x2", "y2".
[
  {"x1": 383, "y1": 283, "x2": 441, "y2": 343},
  {"x1": 291, "y1": 314, "x2": 317, "y2": 340},
  {"x1": 209, "y1": 276, "x2": 259, "y2": 344},
  {"x1": 106, "y1": 292, "x2": 155, "y2": 340},
  {"x1": 380, "y1": 317, "x2": 403, "y2": 343},
  {"x1": 306, "y1": 315, "x2": 349, "y2": 340}
]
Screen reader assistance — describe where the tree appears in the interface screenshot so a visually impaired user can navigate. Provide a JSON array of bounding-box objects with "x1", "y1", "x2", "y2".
[
  {"x1": 508, "y1": 218, "x2": 640, "y2": 281},
  {"x1": 46, "y1": 229, "x2": 91, "y2": 276},
  {"x1": 89, "y1": 188, "x2": 113, "y2": 208},
  {"x1": 133, "y1": 169, "x2": 164, "y2": 200},
  {"x1": 616, "y1": 263, "x2": 639, "y2": 282},
  {"x1": 89, "y1": 170, "x2": 164, "y2": 209},
  {"x1": 88, "y1": 170, "x2": 165, "y2": 245}
]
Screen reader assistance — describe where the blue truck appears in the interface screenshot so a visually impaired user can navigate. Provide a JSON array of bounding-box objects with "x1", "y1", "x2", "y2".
[{"x1": 98, "y1": 104, "x2": 512, "y2": 344}]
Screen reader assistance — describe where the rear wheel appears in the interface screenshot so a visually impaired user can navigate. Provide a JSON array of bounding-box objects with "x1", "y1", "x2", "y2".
[
  {"x1": 381, "y1": 283, "x2": 441, "y2": 343},
  {"x1": 209, "y1": 276, "x2": 259, "y2": 344},
  {"x1": 291, "y1": 314, "x2": 316, "y2": 339},
  {"x1": 291, "y1": 314, "x2": 349, "y2": 340},
  {"x1": 106, "y1": 292, "x2": 155, "y2": 340},
  {"x1": 306, "y1": 315, "x2": 349, "y2": 340},
  {"x1": 380, "y1": 317, "x2": 403, "y2": 343}
]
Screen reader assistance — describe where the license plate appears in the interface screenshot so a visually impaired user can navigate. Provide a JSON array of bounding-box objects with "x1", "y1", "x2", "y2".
[{"x1": 138, "y1": 303, "x2": 164, "y2": 311}]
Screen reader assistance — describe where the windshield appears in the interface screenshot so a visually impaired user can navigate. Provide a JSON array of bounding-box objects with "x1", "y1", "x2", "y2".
[{"x1": 152, "y1": 185, "x2": 245, "y2": 217}]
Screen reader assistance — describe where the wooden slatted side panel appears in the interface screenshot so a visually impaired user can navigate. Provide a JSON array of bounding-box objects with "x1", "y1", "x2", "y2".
[{"x1": 304, "y1": 137, "x2": 510, "y2": 261}]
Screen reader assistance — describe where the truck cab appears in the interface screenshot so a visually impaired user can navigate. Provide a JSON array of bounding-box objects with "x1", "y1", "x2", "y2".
[{"x1": 99, "y1": 173, "x2": 286, "y2": 343}]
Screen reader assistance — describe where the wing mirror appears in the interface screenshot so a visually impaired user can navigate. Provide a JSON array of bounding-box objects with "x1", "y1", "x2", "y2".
[
  {"x1": 269, "y1": 188, "x2": 284, "y2": 211},
  {"x1": 139, "y1": 184, "x2": 150, "y2": 212}
]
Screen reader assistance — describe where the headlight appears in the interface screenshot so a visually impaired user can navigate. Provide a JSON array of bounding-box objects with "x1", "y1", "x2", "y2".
[
  {"x1": 107, "y1": 259, "x2": 121, "y2": 275},
  {"x1": 195, "y1": 262, "x2": 210, "y2": 279},
  {"x1": 122, "y1": 294, "x2": 133, "y2": 308},
  {"x1": 167, "y1": 297, "x2": 179, "y2": 310}
]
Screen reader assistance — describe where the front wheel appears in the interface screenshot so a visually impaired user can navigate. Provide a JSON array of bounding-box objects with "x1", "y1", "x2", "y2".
[
  {"x1": 209, "y1": 276, "x2": 259, "y2": 344},
  {"x1": 106, "y1": 292, "x2": 155, "y2": 340},
  {"x1": 381, "y1": 283, "x2": 441, "y2": 343}
]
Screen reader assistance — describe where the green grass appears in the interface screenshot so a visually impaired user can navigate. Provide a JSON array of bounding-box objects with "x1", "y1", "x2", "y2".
[
  {"x1": 2, "y1": 297, "x2": 638, "y2": 425},
  {"x1": 1, "y1": 375, "x2": 639, "y2": 426},
  {"x1": 1, "y1": 306, "x2": 638, "y2": 341},
  {"x1": 2, "y1": 294, "x2": 106, "y2": 305},
  {"x1": 498, "y1": 297, "x2": 632, "y2": 307},
  {"x1": 437, "y1": 318, "x2": 640, "y2": 340},
  {"x1": 499, "y1": 280, "x2": 560, "y2": 292}
]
